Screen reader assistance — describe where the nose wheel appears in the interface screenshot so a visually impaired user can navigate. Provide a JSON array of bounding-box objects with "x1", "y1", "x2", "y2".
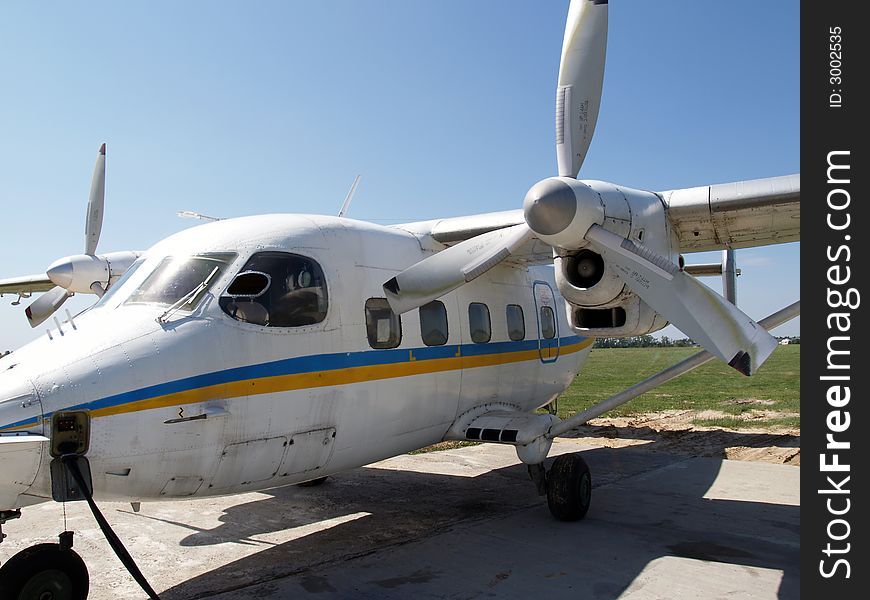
[{"x1": 0, "y1": 542, "x2": 89, "y2": 600}]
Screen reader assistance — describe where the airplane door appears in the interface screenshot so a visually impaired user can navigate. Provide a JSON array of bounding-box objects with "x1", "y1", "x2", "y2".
[{"x1": 533, "y1": 281, "x2": 560, "y2": 363}]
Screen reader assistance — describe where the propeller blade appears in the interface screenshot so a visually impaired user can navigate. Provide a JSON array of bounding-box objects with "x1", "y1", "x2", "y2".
[
  {"x1": 585, "y1": 225, "x2": 778, "y2": 375},
  {"x1": 556, "y1": 0, "x2": 608, "y2": 178},
  {"x1": 25, "y1": 286, "x2": 73, "y2": 328},
  {"x1": 384, "y1": 224, "x2": 534, "y2": 314},
  {"x1": 85, "y1": 143, "x2": 107, "y2": 255}
]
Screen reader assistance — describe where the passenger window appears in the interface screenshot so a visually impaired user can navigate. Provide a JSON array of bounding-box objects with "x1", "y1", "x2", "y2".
[
  {"x1": 220, "y1": 252, "x2": 328, "y2": 327},
  {"x1": 420, "y1": 301, "x2": 448, "y2": 346},
  {"x1": 365, "y1": 298, "x2": 401, "y2": 349},
  {"x1": 540, "y1": 306, "x2": 556, "y2": 339},
  {"x1": 506, "y1": 304, "x2": 525, "y2": 341},
  {"x1": 468, "y1": 302, "x2": 491, "y2": 343}
]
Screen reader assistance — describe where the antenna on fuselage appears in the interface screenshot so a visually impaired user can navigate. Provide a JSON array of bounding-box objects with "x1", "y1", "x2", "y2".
[
  {"x1": 177, "y1": 210, "x2": 222, "y2": 222},
  {"x1": 337, "y1": 175, "x2": 361, "y2": 218}
]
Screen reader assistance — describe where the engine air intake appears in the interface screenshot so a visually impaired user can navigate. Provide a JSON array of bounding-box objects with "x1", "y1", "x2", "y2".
[{"x1": 564, "y1": 250, "x2": 605, "y2": 289}]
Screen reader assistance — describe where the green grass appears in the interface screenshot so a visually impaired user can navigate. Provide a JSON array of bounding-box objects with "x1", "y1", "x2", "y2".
[
  {"x1": 409, "y1": 441, "x2": 481, "y2": 454},
  {"x1": 555, "y1": 345, "x2": 800, "y2": 426},
  {"x1": 692, "y1": 416, "x2": 801, "y2": 430}
]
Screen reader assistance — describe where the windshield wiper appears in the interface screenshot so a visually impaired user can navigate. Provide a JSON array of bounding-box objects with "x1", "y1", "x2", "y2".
[{"x1": 157, "y1": 266, "x2": 220, "y2": 324}]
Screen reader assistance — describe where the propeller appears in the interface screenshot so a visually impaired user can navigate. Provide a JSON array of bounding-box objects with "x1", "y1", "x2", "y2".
[
  {"x1": 85, "y1": 143, "x2": 107, "y2": 255},
  {"x1": 382, "y1": 0, "x2": 608, "y2": 314},
  {"x1": 1, "y1": 144, "x2": 140, "y2": 328},
  {"x1": 384, "y1": 0, "x2": 778, "y2": 375},
  {"x1": 25, "y1": 144, "x2": 110, "y2": 328},
  {"x1": 556, "y1": 0, "x2": 608, "y2": 178}
]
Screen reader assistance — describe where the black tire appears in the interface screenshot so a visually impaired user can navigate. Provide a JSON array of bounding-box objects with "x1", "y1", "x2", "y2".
[
  {"x1": 298, "y1": 476, "x2": 328, "y2": 487},
  {"x1": 0, "y1": 543, "x2": 89, "y2": 600},
  {"x1": 546, "y1": 453, "x2": 592, "y2": 521}
]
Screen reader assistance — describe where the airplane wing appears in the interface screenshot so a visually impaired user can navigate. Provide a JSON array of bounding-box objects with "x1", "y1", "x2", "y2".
[
  {"x1": 396, "y1": 174, "x2": 801, "y2": 256},
  {"x1": 395, "y1": 210, "x2": 554, "y2": 265},
  {"x1": 0, "y1": 274, "x2": 54, "y2": 296},
  {"x1": 396, "y1": 173, "x2": 800, "y2": 255},
  {"x1": 661, "y1": 174, "x2": 800, "y2": 253},
  {"x1": 396, "y1": 210, "x2": 525, "y2": 244}
]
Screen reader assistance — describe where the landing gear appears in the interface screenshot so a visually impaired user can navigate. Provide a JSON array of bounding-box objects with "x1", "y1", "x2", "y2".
[
  {"x1": 545, "y1": 453, "x2": 592, "y2": 521},
  {"x1": 298, "y1": 476, "x2": 328, "y2": 487},
  {"x1": 0, "y1": 510, "x2": 21, "y2": 544},
  {"x1": 0, "y1": 542, "x2": 89, "y2": 600}
]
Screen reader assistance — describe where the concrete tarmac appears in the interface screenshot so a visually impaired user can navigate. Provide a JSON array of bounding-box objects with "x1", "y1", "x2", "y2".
[{"x1": 0, "y1": 439, "x2": 799, "y2": 599}]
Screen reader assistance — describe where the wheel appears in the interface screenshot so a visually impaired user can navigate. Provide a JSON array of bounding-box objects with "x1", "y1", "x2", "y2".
[
  {"x1": 298, "y1": 476, "x2": 328, "y2": 487},
  {"x1": 546, "y1": 453, "x2": 592, "y2": 521},
  {"x1": 0, "y1": 543, "x2": 89, "y2": 600}
]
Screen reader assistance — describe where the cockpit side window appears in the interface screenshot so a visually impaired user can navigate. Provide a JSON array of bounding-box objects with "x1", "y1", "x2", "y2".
[{"x1": 220, "y1": 251, "x2": 328, "y2": 327}]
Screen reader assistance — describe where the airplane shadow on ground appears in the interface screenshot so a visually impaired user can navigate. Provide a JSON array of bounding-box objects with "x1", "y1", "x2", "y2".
[{"x1": 155, "y1": 429, "x2": 799, "y2": 600}]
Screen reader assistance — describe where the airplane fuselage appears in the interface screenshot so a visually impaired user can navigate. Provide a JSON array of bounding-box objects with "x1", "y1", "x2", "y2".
[{"x1": 0, "y1": 214, "x2": 590, "y2": 508}]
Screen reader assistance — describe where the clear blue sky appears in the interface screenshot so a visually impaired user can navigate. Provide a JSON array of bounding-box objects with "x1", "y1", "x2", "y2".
[{"x1": 0, "y1": 1, "x2": 799, "y2": 351}]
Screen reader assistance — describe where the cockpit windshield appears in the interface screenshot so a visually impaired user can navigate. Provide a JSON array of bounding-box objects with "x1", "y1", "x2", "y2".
[{"x1": 124, "y1": 253, "x2": 237, "y2": 309}]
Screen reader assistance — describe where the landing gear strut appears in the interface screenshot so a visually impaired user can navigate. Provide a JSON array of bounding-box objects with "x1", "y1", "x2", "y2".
[
  {"x1": 0, "y1": 534, "x2": 89, "y2": 600},
  {"x1": 529, "y1": 453, "x2": 592, "y2": 521},
  {"x1": 0, "y1": 510, "x2": 21, "y2": 544}
]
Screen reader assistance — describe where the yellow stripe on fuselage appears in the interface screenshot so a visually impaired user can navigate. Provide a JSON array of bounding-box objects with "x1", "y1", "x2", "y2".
[
  {"x1": 88, "y1": 338, "x2": 592, "y2": 421},
  {"x1": 0, "y1": 338, "x2": 593, "y2": 432}
]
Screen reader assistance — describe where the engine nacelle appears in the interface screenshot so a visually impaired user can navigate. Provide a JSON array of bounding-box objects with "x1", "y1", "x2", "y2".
[
  {"x1": 46, "y1": 251, "x2": 140, "y2": 294},
  {"x1": 544, "y1": 179, "x2": 678, "y2": 337}
]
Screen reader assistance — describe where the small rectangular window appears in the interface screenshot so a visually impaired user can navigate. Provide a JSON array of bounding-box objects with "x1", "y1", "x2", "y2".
[
  {"x1": 540, "y1": 306, "x2": 556, "y2": 339},
  {"x1": 506, "y1": 304, "x2": 525, "y2": 341},
  {"x1": 420, "y1": 300, "x2": 448, "y2": 346},
  {"x1": 468, "y1": 302, "x2": 491, "y2": 343},
  {"x1": 365, "y1": 298, "x2": 401, "y2": 349}
]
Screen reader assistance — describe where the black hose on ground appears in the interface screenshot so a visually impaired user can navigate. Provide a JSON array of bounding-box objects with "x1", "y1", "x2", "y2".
[{"x1": 63, "y1": 455, "x2": 162, "y2": 600}]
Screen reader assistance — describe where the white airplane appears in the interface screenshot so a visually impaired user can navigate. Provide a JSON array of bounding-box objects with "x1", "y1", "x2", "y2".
[{"x1": 0, "y1": 2, "x2": 799, "y2": 599}]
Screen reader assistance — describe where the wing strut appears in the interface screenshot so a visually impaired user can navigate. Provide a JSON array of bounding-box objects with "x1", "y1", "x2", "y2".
[{"x1": 545, "y1": 300, "x2": 800, "y2": 440}]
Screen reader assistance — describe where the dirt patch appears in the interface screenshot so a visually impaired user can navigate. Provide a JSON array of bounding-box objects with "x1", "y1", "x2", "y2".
[
  {"x1": 414, "y1": 410, "x2": 800, "y2": 466},
  {"x1": 723, "y1": 398, "x2": 776, "y2": 406},
  {"x1": 563, "y1": 410, "x2": 800, "y2": 466},
  {"x1": 589, "y1": 409, "x2": 799, "y2": 430}
]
